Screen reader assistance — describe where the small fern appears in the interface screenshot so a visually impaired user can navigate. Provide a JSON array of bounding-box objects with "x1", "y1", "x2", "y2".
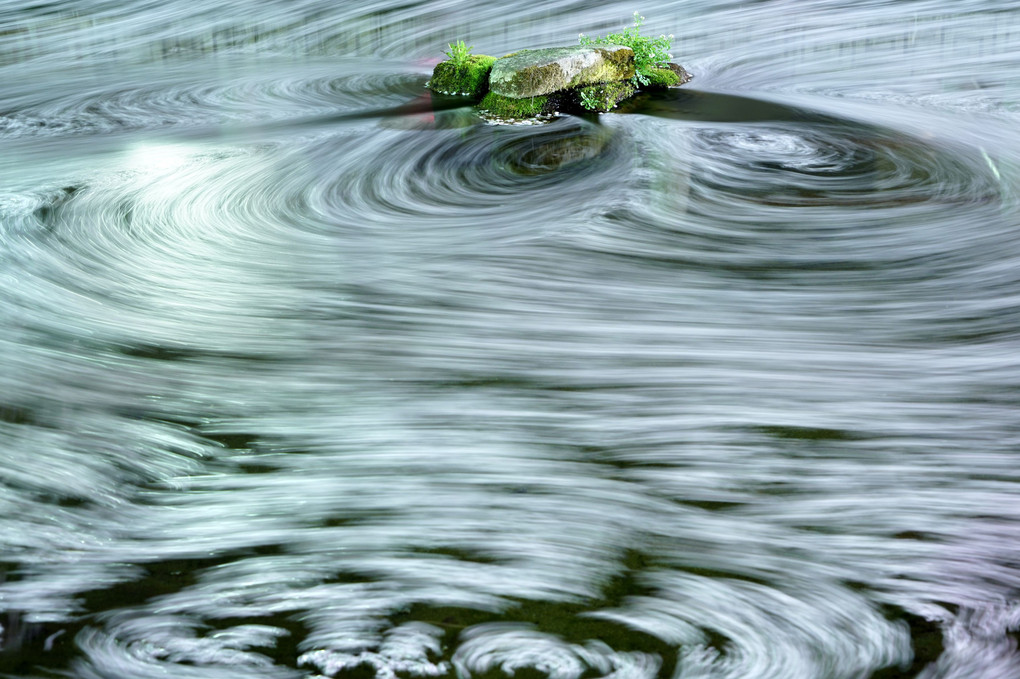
[{"x1": 444, "y1": 40, "x2": 474, "y2": 68}]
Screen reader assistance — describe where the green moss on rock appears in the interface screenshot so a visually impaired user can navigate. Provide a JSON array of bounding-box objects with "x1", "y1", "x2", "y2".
[
  {"x1": 501, "y1": 61, "x2": 562, "y2": 99},
  {"x1": 575, "y1": 81, "x2": 636, "y2": 112},
  {"x1": 643, "y1": 67, "x2": 681, "y2": 88},
  {"x1": 441, "y1": 41, "x2": 691, "y2": 121},
  {"x1": 600, "y1": 46, "x2": 637, "y2": 78},
  {"x1": 478, "y1": 91, "x2": 550, "y2": 118},
  {"x1": 428, "y1": 54, "x2": 497, "y2": 97},
  {"x1": 489, "y1": 45, "x2": 634, "y2": 98}
]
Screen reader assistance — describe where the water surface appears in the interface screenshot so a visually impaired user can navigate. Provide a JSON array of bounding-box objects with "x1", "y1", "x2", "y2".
[{"x1": 1, "y1": 1, "x2": 1019, "y2": 678}]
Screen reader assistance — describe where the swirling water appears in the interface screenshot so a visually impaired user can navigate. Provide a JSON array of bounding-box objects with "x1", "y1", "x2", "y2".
[{"x1": 1, "y1": 1, "x2": 1019, "y2": 677}]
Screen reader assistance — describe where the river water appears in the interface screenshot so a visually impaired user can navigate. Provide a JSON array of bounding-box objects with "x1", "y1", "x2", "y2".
[{"x1": 1, "y1": 1, "x2": 1019, "y2": 678}]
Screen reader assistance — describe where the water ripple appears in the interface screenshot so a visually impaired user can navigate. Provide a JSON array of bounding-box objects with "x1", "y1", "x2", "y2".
[{"x1": 2, "y1": 1, "x2": 1020, "y2": 678}]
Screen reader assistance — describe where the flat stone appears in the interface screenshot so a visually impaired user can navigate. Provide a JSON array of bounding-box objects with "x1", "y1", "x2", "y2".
[{"x1": 489, "y1": 45, "x2": 635, "y2": 99}]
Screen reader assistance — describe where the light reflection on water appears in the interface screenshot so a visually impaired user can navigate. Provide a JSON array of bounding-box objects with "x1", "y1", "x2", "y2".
[{"x1": 1, "y1": 1, "x2": 1019, "y2": 678}]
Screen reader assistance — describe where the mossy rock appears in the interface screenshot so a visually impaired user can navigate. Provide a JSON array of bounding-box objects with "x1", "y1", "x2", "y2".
[
  {"x1": 662, "y1": 62, "x2": 692, "y2": 85},
  {"x1": 428, "y1": 55, "x2": 497, "y2": 97},
  {"x1": 574, "y1": 81, "x2": 637, "y2": 112},
  {"x1": 478, "y1": 91, "x2": 552, "y2": 119},
  {"x1": 643, "y1": 67, "x2": 682, "y2": 89},
  {"x1": 426, "y1": 42, "x2": 692, "y2": 122},
  {"x1": 488, "y1": 45, "x2": 635, "y2": 98}
]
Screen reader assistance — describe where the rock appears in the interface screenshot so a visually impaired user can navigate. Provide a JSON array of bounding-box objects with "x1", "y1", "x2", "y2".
[
  {"x1": 662, "y1": 62, "x2": 692, "y2": 85},
  {"x1": 488, "y1": 45, "x2": 635, "y2": 99},
  {"x1": 428, "y1": 55, "x2": 497, "y2": 97},
  {"x1": 478, "y1": 91, "x2": 552, "y2": 119},
  {"x1": 512, "y1": 126, "x2": 613, "y2": 172},
  {"x1": 573, "y1": 81, "x2": 637, "y2": 112},
  {"x1": 643, "y1": 67, "x2": 681, "y2": 88}
]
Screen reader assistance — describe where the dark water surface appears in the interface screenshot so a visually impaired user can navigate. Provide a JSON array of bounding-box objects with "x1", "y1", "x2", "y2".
[{"x1": 1, "y1": 1, "x2": 1019, "y2": 677}]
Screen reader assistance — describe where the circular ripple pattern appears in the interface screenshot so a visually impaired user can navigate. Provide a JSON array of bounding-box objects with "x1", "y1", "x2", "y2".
[
  {"x1": 0, "y1": 64, "x2": 427, "y2": 138},
  {"x1": 690, "y1": 126, "x2": 1001, "y2": 209},
  {"x1": 2, "y1": 2, "x2": 1020, "y2": 679}
]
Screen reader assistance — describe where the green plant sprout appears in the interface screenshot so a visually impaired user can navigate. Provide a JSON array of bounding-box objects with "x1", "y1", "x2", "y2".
[
  {"x1": 579, "y1": 89, "x2": 602, "y2": 111},
  {"x1": 444, "y1": 40, "x2": 474, "y2": 68},
  {"x1": 579, "y1": 12, "x2": 673, "y2": 86}
]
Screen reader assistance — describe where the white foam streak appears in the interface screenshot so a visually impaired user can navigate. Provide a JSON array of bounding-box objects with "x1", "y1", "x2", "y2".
[
  {"x1": 300, "y1": 623, "x2": 449, "y2": 679},
  {"x1": 75, "y1": 616, "x2": 296, "y2": 679},
  {"x1": 451, "y1": 625, "x2": 659, "y2": 679}
]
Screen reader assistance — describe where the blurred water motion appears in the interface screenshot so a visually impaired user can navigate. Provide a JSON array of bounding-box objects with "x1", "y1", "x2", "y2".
[{"x1": 1, "y1": 1, "x2": 1020, "y2": 678}]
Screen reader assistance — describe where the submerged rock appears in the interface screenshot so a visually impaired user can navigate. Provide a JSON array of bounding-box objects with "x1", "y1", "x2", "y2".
[
  {"x1": 488, "y1": 45, "x2": 635, "y2": 99},
  {"x1": 515, "y1": 127, "x2": 613, "y2": 172}
]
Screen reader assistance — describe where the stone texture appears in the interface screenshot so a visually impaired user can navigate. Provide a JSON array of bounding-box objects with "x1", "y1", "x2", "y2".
[{"x1": 489, "y1": 45, "x2": 635, "y2": 99}]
